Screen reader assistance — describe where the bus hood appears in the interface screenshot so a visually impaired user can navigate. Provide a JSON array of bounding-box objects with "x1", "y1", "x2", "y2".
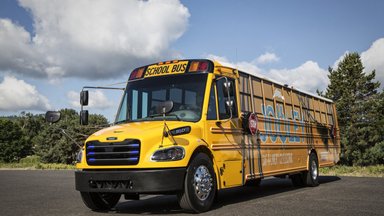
[{"x1": 86, "y1": 121, "x2": 199, "y2": 144}]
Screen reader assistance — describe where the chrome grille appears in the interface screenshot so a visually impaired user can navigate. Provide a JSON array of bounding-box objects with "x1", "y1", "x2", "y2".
[{"x1": 86, "y1": 139, "x2": 140, "y2": 165}]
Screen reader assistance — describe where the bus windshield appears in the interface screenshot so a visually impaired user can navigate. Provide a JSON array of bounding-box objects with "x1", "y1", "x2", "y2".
[{"x1": 115, "y1": 74, "x2": 208, "y2": 123}]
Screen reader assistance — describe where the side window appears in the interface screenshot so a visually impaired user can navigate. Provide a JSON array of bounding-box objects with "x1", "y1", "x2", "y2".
[
  {"x1": 130, "y1": 90, "x2": 149, "y2": 120},
  {"x1": 216, "y1": 77, "x2": 238, "y2": 119},
  {"x1": 207, "y1": 84, "x2": 217, "y2": 120},
  {"x1": 116, "y1": 93, "x2": 128, "y2": 122}
]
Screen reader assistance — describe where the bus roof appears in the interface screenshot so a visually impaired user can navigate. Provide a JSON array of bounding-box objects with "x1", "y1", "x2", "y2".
[{"x1": 212, "y1": 60, "x2": 334, "y2": 103}]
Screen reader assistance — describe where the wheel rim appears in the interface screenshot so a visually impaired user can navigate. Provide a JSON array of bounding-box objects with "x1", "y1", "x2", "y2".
[
  {"x1": 193, "y1": 165, "x2": 213, "y2": 201},
  {"x1": 311, "y1": 159, "x2": 318, "y2": 181}
]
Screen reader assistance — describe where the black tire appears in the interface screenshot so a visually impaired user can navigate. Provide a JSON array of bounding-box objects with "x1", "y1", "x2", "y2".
[
  {"x1": 303, "y1": 153, "x2": 319, "y2": 187},
  {"x1": 178, "y1": 153, "x2": 217, "y2": 213},
  {"x1": 80, "y1": 192, "x2": 121, "y2": 211}
]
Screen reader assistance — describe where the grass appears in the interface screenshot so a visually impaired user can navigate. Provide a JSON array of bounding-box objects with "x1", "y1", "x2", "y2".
[
  {"x1": 0, "y1": 156, "x2": 75, "y2": 170},
  {"x1": 0, "y1": 162, "x2": 75, "y2": 170},
  {"x1": 320, "y1": 165, "x2": 384, "y2": 177}
]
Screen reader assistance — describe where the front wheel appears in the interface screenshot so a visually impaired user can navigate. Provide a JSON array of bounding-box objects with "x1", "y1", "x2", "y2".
[
  {"x1": 178, "y1": 153, "x2": 217, "y2": 213},
  {"x1": 80, "y1": 192, "x2": 121, "y2": 211}
]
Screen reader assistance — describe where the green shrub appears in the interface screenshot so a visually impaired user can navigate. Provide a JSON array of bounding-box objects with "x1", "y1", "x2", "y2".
[
  {"x1": 0, "y1": 119, "x2": 32, "y2": 162},
  {"x1": 19, "y1": 155, "x2": 41, "y2": 164}
]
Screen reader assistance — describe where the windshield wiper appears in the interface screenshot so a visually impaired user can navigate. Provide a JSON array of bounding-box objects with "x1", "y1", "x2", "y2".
[
  {"x1": 147, "y1": 113, "x2": 182, "y2": 121},
  {"x1": 115, "y1": 113, "x2": 183, "y2": 124},
  {"x1": 115, "y1": 119, "x2": 130, "y2": 124}
]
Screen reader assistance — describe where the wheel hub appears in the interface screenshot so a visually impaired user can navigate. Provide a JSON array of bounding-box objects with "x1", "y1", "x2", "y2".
[
  {"x1": 311, "y1": 160, "x2": 318, "y2": 181},
  {"x1": 193, "y1": 165, "x2": 213, "y2": 201}
]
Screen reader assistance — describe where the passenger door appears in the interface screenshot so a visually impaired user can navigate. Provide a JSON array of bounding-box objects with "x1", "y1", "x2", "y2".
[{"x1": 205, "y1": 77, "x2": 243, "y2": 188}]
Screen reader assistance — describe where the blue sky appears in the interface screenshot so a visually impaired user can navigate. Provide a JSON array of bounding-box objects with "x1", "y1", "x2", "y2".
[{"x1": 1, "y1": 0, "x2": 383, "y2": 121}]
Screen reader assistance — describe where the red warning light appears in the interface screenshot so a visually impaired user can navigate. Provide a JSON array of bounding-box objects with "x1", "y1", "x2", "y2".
[
  {"x1": 129, "y1": 68, "x2": 145, "y2": 80},
  {"x1": 188, "y1": 61, "x2": 209, "y2": 72}
]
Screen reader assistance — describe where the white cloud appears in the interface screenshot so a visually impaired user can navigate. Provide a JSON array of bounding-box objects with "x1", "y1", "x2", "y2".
[
  {"x1": 0, "y1": 0, "x2": 189, "y2": 80},
  {"x1": 207, "y1": 54, "x2": 263, "y2": 76},
  {"x1": 67, "y1": 90, "x2": 113, "y2": 110},
  {"x1": 256, "y1": 52, "x2": 279, "y2": 64},
  {"x1": 0, "y1": 19, "x2": 40, "y2": 77},
  {"x1": 207, "y1": 54, "x2": 328, "y2": 93},
  {"x1": 268, "y1": 61, "x2": 329, "y2": 93},
  {"x1": 361, "y1": 38, "x2": 384, "y2": 89},
  {"x1": 0, "y1": 76, "x2": 51, "y2": 111},
  {"x1": 209, "y1": 38, "x2": 384, "y2": 95}
]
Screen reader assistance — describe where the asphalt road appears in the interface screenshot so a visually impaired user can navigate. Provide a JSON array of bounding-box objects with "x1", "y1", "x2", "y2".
[{"x1": 0, "y1": 170, "x2": 383, "y2": 216}]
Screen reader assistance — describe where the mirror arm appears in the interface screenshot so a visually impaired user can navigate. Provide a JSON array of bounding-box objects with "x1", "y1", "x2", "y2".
[
  {"x1": 158, "y1": 101, "x2": 177, "y2": 148},
  {"x1": 225, "y1": 77, "x2": 233, "y2": 120},
  {"x1": 60, "y1": 128, "x2": 83, "y2": 149}
]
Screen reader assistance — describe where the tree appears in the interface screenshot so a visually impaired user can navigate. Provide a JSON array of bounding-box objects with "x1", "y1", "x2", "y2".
[
  {"x1": 34, "y1": 109, "x2": 109, "y2": 164},
  {"x1": 324, "y1": 52, "x2": 382, "y2": 165},
  {"x1": 0, "y1": 109, "x2": 109, "y2": 164},
  {"x1": 0, "y1": 119, "x2": 32, "y2": 162}
]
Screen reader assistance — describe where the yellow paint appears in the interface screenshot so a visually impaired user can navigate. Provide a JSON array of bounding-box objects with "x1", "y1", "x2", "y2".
[{"x1": 76, "y1": 59, "x2": 340, "y2": 191}]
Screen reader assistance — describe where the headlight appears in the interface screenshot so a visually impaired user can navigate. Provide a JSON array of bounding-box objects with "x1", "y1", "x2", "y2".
[
  {"x1": 151, "y1": 146, "x2": 185, "y2": 161},
  {"x1": 76, "y1": 149, "x2": 83, "y2": 163}
]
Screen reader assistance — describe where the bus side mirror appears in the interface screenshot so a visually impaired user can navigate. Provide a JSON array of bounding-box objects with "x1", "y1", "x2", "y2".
[
  {"x1": 223, "y1": 80, "x2": 234, "y2": 118},
  {"x1": 80, "y1": 90, "x2": 89, "y2": 106},
  {"x1": 222, "y1": 81, "x2": 234, "y2": 97},
  {"x1": 80, "y1": 110, "x2": 89, "y2": 125},
  {"x1": 156, "y1": 100, "x2": 174, "y2": 115},
  {"x1": 45, "y1": 111, "x2": 61, "y2": 123},
  {"x1": 225, "y1": 100, "x2": 234, "y2": 114}
]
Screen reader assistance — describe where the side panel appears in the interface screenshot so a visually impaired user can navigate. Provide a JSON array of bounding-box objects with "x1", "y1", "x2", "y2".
[{"x1": 238, "y1": 72, "x2": 340, "y2": 179}]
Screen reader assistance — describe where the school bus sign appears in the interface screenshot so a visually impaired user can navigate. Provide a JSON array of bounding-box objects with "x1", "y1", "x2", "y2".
[
  {"x1": 74, "y1": 59, "x2": 340, "y2": 213},
  {"x1": 144, "y1": 61, "x2": 188, "y2": 77}
]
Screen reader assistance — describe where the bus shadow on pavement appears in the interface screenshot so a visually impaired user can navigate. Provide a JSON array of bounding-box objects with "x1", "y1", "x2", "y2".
[
  {"x1": 212, "y1": 176, "x2": 341, "y2": 210},
  {"x1": 115, "y1": 194, "x2": 182, "y2": 214},
  {"x1": 318, "y1": 175, "x2": 342, "y2": 184},
  {"x1": 114, "y1": 176, "x2": 341, "y2": 214}
]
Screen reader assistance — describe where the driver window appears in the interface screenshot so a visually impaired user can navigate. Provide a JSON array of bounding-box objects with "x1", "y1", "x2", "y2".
[
  {"x1": 217, "y1": 78, "x2": 238, "y2": 119},
  {"x1": 207, "y1": 84, "x2": 217, "y2": 120}
]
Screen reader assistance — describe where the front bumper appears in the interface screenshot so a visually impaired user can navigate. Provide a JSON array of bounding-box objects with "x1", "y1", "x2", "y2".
[{"x1": 75, "y1": 168, "x2": 186, "y2": 194}]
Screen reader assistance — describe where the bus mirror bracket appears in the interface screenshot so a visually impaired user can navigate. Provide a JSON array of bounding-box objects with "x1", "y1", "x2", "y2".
[
  {"x1": 216, "y1": 76, "x2": 233, "y2": 120},
  {"x1": 157, "y1": 101, "x2": 178, "y2": 147},
  {"x1": 225, "y1": 100, "x2": 234, "y2": 115},
  {"x1": 78, "y1": 85, "x2": 125, "y2": 126},
  {"x1": 223, "y1": 80, "x2": 234, "y2": 97}
]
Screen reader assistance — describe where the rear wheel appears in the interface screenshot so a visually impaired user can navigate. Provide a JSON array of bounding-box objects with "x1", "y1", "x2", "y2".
[
  {"x1": 80, "y1": 192, "x2": 121, "y2": 211},
  {"x1": 304, "y1": 153, "x2": 319, "y2": 187},
  {"x1": 290, "y1": 152, "x2": 319, "y2": 187},
  {"x1": 178, "y1": 153, "x2": 217, "y2": 213}
]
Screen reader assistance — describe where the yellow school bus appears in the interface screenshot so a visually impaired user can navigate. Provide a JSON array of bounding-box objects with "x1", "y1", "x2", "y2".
[{"x1": 75, "y1": 59, "x2": 340, "y2": 212}]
